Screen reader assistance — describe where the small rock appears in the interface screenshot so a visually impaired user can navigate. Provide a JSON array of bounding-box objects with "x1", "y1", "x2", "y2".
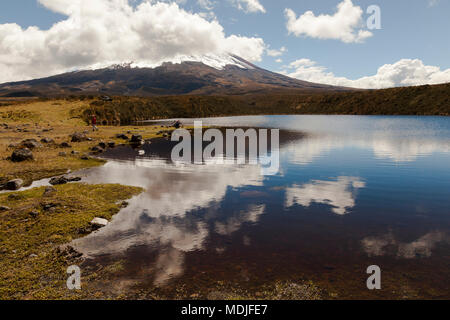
[
  {"x1": 71, "y1": 150, "x2": 80, "y2": 155},
  {"x1": 40, "y1": 137, "x2": 54, "y2": 144},
  {"x1": 71, "y1": 132, "x2": 89, "y2": 142},
  {"x1": 60, "y1": 142, "x2": 72, "y2": 148},
  {"x1": 5, "y1": 179, "x2": 24, "y2": 191},
  {"x1": 49, "y1": 176, "x2": 69, "y2": 185},
  {"x1": 58, "y1": 152, "x2": 67, "y2": 157},
  {"x1": 21, "y1": 139, "x2": 42, "y2": 149},
  {"x1": 29, "y1": 254, "x2": 38, "y2": 258},
  {"x1": 8, "y1": 142, "x2": 18, "y2": 148},
  {"x1": 0, "y1": 206, "x2": 11, "y2": 212},
  {"x1": 115, "y1": 134, "x2": 129, "y2": 140},
  {"x1": 43, "y1": 186, "x2": 56, "y2": 196},
  {"x1": 80, "y1": 154, "x2": 90, "y2": 160},
  {"x1": 90, "y1": 217, "x2": 108, "y2": 229},
  {"x1": 130, "y1": 135, "x2": 144, "y2": 146},
  {"x1": 57, "y1": 245, "x2": 83, "y2": 260},
  {"x1": 8, "y1": 193, "x2": 23, "y2": 201},
  {"x1": 98, "y1": 141, "x2": 107, "y2": 149},
  {"x1": 120, "y1": 201, "x2": 129, "y2": 208},
  {"x1": 29, "y1": 210, "x2": 39, "y2": 218},
  {"x1": 91, "y1": 146, "x2": 104, "y2": 153},
  {"x1": 68, "y1": 176, "x2": 82, "y2": 182},
  {"x1": 11, "y1": 148, "x2": 34, "y2": 162},
  {"x1": 42, "y1": 203, "x2": 57, "y2": 211},
  {"x1": 107, "y1": 141, "x2": 116, "y2": 148}
]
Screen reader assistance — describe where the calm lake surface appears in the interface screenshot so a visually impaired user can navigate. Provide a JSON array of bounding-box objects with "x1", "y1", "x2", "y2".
[{"x1": 72, "y1": 115, "x2": 450, "y2": 299}]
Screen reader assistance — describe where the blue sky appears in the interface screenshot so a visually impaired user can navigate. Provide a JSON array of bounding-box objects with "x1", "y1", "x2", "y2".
[{"x1": 0, "y1": 0, "x2": 449, "y2": 88}]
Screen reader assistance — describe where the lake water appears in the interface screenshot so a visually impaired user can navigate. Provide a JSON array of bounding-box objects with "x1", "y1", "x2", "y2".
[{"x1": 72, "y1": 115, "x2": 450, "y2": 299}]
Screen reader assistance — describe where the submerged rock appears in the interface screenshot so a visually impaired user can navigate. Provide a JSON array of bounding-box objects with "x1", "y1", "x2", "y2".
[
  {"x1": 11, "y1": 148, "x2": 34, "y2": 162},
  {"x1": 49, "y1": 176, "x2": 69, "y2": 185},
  {"x1": 49, "y1": 176, "x2": 81, "y2": 185},
  {"x1": 130, "y1": 134, "x2": 144, "y2": 146}
]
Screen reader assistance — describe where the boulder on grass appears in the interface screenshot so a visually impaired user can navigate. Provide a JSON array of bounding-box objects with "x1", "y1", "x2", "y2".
[
  {"x1": 43, "y1": 186, "x2": 56, "y2": 196},
  {"x1": 0, "y1": 206, "x2": 11, "y2": 212},
  {"x1": 11, "y1": 148, "x2": 34, "y2": 162},
  {"x1": 71, "y1": 132, "x2": 89, "y2": 142},
  {"x1": 40, "y1": 137, "x2": 55, "y2": 144},
  {"x1": 5, "y1": 179, "x2": 24, "y2": 191},
  {"x1": 115, "y1": 134, "x2": 129, "y2": 140},
  {"x1": 91, "y1": 146, "x2": 104, "y2": 153},
  {"x1": 21, "y1": 139, "x2": 42, "y2": 149}
]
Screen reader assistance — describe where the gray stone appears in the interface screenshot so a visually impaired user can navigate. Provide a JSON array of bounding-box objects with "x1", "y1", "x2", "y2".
[
  {"x1": 58, "y1": 152, "x2": 67, "y2": 157},
  {"x1": 5, "y1": 179, "x2": 24, "y2": 190},
  {"x1": 8, "y1": 142, "x2": 18, "y2": 148},
  {"x1": 90, "y1": 217, "x2": 108, "y2": 229},
  {"x1": 29, "y1": 210, "x2": 39, "y2": 218},
  {"x1": 115, "y1": 134, "x2": 129, "y2": 140},
  {"x1": 43, "y1": 186, "x2": 56, "y2": 196},
  {"x1": 21, "y1": 139, "x2": 42, "y2": 149},
  {"x1": 49, "y1": 176, "x2": 69, "y2": 185},
  {"x1": 71, "y1": 132, "x2": 89, "y2": 142},
  {"x1": 40, "y1": 137, "x2": 55, "y2": 144},
  {"x1": 11, "y1": 148, "x2": 34, "y2": 162},
  {"x1": 91, "y1": 146, "x2": 104, "y2": 153},
  {"x1": 130, "y1": 135, "x2": 144, "y2": 146},
  {"x1": 0, "y1": 206, "x2": 11, "y2": 212}
]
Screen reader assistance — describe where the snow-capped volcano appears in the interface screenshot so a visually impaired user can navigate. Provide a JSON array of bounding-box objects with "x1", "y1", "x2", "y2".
[
  {"x1": 0, "y1": 54, "x2": 342, "y2": 97},
  {"x1": 97, "y1": 54, "x2": 255, "y2": 72}
]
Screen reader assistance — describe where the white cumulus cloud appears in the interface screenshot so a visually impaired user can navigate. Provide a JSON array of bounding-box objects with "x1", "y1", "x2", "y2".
[
  {"x1": 282, "y1": 58, "x2": 450, "y2": 89},
  {"x1": 285, "y1": 0, "x2": 372, "y2": 43},
  {"x1": 230, "y1": 0, "x2": 266, "y2": 13},
  {"x1": 266, "y1": 46, "x2": 287, "y2": 57},
  {"x1": 0, "y1": 0, "x2": 265, "y2": 83}
]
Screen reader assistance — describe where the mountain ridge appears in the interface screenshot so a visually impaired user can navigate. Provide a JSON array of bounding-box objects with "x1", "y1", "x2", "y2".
[{"x1": 0, "y1": 54, "x2": 348, "y2": 97}]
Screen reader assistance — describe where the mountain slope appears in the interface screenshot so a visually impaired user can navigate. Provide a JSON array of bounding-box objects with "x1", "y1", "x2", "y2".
[{"x1": 0, "y1": 55, "x2": 346, "y2": 97}]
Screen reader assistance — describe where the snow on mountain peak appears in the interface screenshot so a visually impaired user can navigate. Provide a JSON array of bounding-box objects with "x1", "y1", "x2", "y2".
[{"x1": 99, "y1": 54, "x2": 255, "y2": 71}]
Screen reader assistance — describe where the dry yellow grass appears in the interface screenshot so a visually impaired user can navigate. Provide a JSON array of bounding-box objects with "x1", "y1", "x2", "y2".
[{"x1": 0, "y1": 99, "x2": 167, "y2": 185}]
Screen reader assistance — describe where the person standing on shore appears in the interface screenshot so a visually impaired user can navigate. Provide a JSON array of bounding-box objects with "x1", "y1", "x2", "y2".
[{"x1": 91, "y1": 115, "x2": 98, "y2": 131}]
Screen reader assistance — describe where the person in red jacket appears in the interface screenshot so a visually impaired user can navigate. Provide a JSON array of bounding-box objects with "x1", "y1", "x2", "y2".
[{"x1": 91, "y1": 115, "x2": 98, "y2": 131}]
